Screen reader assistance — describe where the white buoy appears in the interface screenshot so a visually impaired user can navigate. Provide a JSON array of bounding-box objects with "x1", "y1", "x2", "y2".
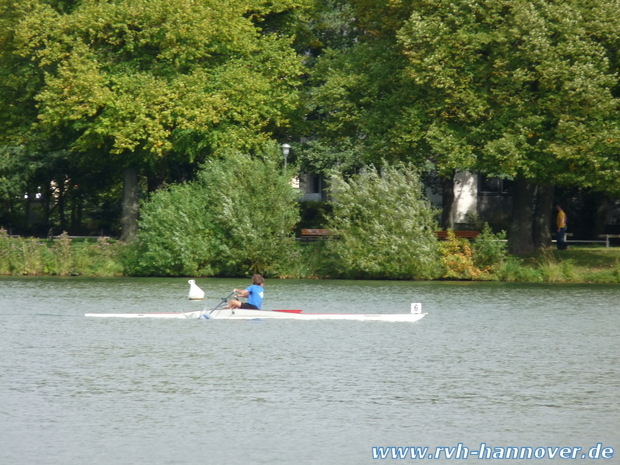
[{"x1": 188, "y1": 280, "x2": 205, "y2": 300}]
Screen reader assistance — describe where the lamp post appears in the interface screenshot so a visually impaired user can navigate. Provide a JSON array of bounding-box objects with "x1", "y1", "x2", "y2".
[{"x1": 281, "y1": 143, "x2": 291, "y2": 170}]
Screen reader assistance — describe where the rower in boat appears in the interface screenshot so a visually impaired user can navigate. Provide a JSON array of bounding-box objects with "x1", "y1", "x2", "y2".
[
  {"x1": 226, "y1": 274, "x2": 264, "y2": 310},
  {"x1": 85, "y1": 279, "x2": 427, "y2": 322}
]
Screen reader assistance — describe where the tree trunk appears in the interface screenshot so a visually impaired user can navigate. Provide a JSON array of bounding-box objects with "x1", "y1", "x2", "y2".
[
  {"x1": 58, "y1": 179, "x2": 67, "y2": 232},
  {"x1": 43, "y1": 183, "x2": 51, "y2": 232},
  {"x1": 533, "y1": 184, "x2": 554, "y2": 249},
  {"x1": 508, "y1": 176, "x2": 537, "y2": 255},
  {"x1": 24, "y1": 189, "x2": 31, "y2": 232},
  {"x1": 120, "y1": 167, "x2": 139, "y2": 242},
  {"x1": 441, "y1": 170, "x2": 456, "y2": 230},
  {"x1": 594, "y1": 193, "x2": 608, "y2": 238}
]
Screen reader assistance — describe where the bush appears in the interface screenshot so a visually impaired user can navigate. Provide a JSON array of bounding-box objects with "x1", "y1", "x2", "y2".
[
  {"x1": 438, "y1": 230, "x2": 485, "y2": 280},
  {"x1": 472, "y1": 223, "x2": 508, "y2": 270},
  {"x1": 130, "y1": 149, "x2": 300, "y2": 277},
  {"x1": 435, "y1": 224, "x2": 508, "y2": 280},
  {"x1": 325, "y1": 163, "x2": 441, "y2": 279}
]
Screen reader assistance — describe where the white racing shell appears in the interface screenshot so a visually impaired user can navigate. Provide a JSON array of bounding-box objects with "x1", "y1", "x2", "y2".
[{"x1": 85, "y1": 303, "x2": 427, "y2": 322}]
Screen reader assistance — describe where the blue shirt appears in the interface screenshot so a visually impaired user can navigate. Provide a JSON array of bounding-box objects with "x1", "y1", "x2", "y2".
[{"x1": 246, "y1": 284, "x2": 264, "y2": 309}]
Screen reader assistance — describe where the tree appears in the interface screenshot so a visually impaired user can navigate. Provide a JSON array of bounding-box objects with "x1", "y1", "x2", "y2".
[
  {"x1": 0, "y1": 0, "x2": 306, "y2": 240},
  {"x1": 306, "y1": 32, "x2": 416, "y2": 165},
  {"x1": 305, "y1": 0, "x2": 620, "y2": 253},
  {"x1": 300, "y1": 0, "x2": 457, "y2": 220},
  {"x1": 397, "y1": 0, "x2": 620, "y2": 253}
]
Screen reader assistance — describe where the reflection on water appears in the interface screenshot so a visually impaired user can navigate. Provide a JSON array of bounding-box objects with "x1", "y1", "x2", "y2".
[{"x1": 0, "y1": 278, "x2": 618, "y2": 464}]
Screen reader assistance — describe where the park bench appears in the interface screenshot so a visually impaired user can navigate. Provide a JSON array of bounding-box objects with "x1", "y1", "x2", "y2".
[
  {"x1": 299, "y1": 229, "x2": 333, "y2": 242},
  {"x1": 435, "y1": 230, "x2": 480, "y2": 240}
]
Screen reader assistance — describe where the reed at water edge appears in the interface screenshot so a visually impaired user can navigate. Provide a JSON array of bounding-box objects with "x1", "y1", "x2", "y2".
[{"x1": 0, "y1": 230, "x2": 125, "y2": 277}]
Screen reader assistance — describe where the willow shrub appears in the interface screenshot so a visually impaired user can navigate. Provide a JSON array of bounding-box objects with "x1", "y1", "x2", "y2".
[
  {"x1": 130, "y1": 152, "x2": 300, "y2": 277},
  {"x1": 324, "y1": 164, "x2": 441, "y2": 280}
]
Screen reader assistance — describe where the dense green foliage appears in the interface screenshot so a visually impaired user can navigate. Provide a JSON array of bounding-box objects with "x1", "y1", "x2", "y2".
[
  {"x1": 1, "y1": 0, "x2": 619, "y2": 264},
  {"x1": 325, "y1": 163, "x2": 441, "y2": 279},
  {"x1": 304, "y1": 0, "x2": 620, "y2": 183},
  {"x1": 472, "y1": 224, "x2": 508, "y2": 270},
  {"x1": 397, "y1": 0, "x2": 620, "y2": 186},
  {"x1": 2, "y1": 0, "x2": 306, "y2": 150},
  {"x1": 0, "y1": 0, "x2": 306, "y2": 236},
  {"x1": 128, "y1": 149, "x2": 300, "y2": 277},
  {"x1": 304, "y1": 0, "x2": 620, "y2": 254}
]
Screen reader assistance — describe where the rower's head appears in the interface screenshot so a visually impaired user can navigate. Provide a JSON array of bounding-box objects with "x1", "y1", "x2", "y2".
[{"x1": 252, "y1": 274, "x2": 264, "y2": 286}]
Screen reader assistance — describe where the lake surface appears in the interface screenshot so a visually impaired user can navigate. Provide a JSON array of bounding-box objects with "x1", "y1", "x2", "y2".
[{"x1": 1, "y1": 278, "x2": 618, "y2": 464}]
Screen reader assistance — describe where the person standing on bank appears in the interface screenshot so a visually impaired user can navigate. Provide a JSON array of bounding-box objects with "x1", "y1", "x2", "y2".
[
  {"x1": 556, "y1": 205, "x2": 568, "y2": 250},
  {"x1": 227, "y1": 274, "x2": 265, "y2": 310}
]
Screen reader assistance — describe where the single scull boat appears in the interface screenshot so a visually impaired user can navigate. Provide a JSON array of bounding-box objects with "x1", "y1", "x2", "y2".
[
  {"x1": 85, "y1": 304, "x2": 427, "y2": 322},
  {"x1": 85, "y1": 282, "x2": 427, "y2": 322}
]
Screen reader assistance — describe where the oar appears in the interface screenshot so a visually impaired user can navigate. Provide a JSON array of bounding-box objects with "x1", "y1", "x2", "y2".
[{"x1": 203, "y1": 290, "x2": 237, "y2": 317}]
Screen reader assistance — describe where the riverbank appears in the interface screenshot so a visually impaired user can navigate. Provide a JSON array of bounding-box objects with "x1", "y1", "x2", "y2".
[{"x1": 1, "y1": 232, "x2": 619, "y2": 283}]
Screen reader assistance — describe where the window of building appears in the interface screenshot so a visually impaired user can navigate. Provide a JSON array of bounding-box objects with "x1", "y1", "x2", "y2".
[{"x1": 478, "y1": 174, "x2": 512, "y2": 195}]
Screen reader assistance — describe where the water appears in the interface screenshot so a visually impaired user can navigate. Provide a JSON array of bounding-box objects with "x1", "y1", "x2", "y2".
[{"x1": 1, "y1": 278, "x2": 618, "y2": 464}]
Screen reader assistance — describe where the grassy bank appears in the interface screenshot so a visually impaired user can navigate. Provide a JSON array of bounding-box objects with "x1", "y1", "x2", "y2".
[
  {"x1": 516, "y1": 246, "x2": 620, "y2": 283},
  {"x1": 1, "y1": 230, "x2": 619, "y2": 283}
]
